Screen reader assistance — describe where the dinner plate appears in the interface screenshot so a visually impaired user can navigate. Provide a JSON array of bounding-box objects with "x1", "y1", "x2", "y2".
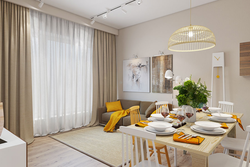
[
  {"x1": 212, "y1": 113, "x2": 232, "y2": 120},
  {"x1": 151, "y1": 114, "x2": 164, "y2": 121},
  {"x1": 148, "y1": 117, "x2": 173, "y2": 123},
  {"x1": 208, "y1": 107, "x2": 222, "y2": 112},
  {"x1": 208, "y1": 116, "x2": 236, "y2": 123},
  {"x1": 195, "y1": 121, "x2": 221, "y2": 131},
  {"x1": 191, "y1": 125, "x2": 226, "y2": 135},
  {"x1": 144, "y1": 126, "x2": 176, "y2": 136},
  {"x1": 148, "y1": 122, "x2": 172, "y2": 132}
]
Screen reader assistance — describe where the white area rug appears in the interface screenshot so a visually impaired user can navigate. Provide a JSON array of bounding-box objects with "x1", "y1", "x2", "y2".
[{"x1": 51, "y1": 126, "x2": 130, "y2": 167}]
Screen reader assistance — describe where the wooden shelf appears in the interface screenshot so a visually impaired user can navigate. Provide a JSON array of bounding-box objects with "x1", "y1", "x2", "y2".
[{"x1": 240, "y1": 42, "x2": 250, "y2": 76}]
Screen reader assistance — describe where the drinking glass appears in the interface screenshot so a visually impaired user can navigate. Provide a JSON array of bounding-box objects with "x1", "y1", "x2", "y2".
[
  {"x1": 185, "y1": 106, "x2": 195, "y2": 127},
  {"x1": 161, "y1": 105, "x2": 169, "y2": 118},
  {"x1": 176, "y1": 108, "x2": 186, "y2": 125}
]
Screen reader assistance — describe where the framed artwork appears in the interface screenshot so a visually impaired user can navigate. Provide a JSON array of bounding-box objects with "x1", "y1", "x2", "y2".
[
  {"x1": 152, "y1": 54, "x2": 173, "y2": 93},
  {"x1": 123, "y1": 57, "x2": 150, "y2": 92}
]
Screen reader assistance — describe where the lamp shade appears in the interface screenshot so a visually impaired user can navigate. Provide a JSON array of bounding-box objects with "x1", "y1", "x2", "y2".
[
  {"x1": 165, "y1": 70, "x2": 173, "y2": 79},
  {"x1": 168, "y1": 25, "x2": 216, "y2": 52}
]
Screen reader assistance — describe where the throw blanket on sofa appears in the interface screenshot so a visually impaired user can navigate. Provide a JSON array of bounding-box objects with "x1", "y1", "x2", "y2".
[{"x1": 104, "y1": 109, "x2": 130, "y2": 132}]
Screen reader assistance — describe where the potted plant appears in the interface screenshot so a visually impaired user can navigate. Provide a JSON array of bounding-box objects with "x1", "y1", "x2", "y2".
[{"x1": 173, "y1": 76, "x2": 211, "y2": 122}]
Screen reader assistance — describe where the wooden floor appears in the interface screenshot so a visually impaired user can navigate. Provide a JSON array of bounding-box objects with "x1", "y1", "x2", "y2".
[{"x1": 28, "y1": 135, "x2": 225, "y2": 167}]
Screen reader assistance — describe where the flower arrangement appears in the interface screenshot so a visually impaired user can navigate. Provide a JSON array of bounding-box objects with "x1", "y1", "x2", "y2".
[{"x1": 173, "y1": 77, "x2": 211, "y2": 108}]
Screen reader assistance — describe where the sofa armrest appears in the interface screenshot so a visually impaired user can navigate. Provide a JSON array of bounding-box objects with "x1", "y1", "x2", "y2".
[{"x1": 98, "y1": 107, "x2": 107, "y2": 124}]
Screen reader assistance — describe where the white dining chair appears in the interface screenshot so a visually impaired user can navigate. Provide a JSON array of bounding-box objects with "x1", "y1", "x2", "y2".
[
  {"x1": 218, "y1": 101, "x2": 239, "y2": 155},
  {"x1": 218, "y1": 101, "x2": 234, "y2": 113},
  {"x1": 120, "y1": 126, "x2": 167, "y2": 167},
  {"x1": 208, "y1": 125, "x2": 250, "y2": 167}
]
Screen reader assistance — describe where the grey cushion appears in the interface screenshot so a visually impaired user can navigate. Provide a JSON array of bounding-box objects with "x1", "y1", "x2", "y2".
[
  {"x1": 145, "y1": 102, "x2": 157, "y2": 118},
  {"x1": 102, "y1": 111, "x2": 116, "y2": 123},
  {"x1": 122, "y1": 114, "x2": 147, "y2": 126},
  {"x1": 102, "y1": 111, "x2": 123, "y2": 127},
  {"x1": 140, "y1": 101, "x2": 154, "y2": 114},
  {"x1": 119, "y1": 99, "x2": 140, "y2": 110}
]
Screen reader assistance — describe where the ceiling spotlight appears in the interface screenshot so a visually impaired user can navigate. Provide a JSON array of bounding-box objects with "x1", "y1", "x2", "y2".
[
  {"x1": 137, "y1": 0, "x2": 142, "y2": 5},
  {"x1": 121, "y1": 4, "x2": 127, "y2": 14},
  {"x1": 38, "y1": 0, "x2": 44, "y2": 8},
  {"x1": 90, "y1": 16, "x2": 97, "y2": 25},
  {"x1": 102, "y1": 9, "x2": 110, "y2": 19}
]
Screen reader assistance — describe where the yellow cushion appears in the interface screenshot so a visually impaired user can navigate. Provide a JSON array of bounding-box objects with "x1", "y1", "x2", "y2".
[{"x1": 106, "y1": 101, "x2": 123, "y2": 112}]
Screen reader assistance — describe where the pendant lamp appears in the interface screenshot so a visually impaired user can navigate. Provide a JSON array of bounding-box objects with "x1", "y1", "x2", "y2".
[{"x1": 168, "y1": 0, "x2": 216, "y2": 52}]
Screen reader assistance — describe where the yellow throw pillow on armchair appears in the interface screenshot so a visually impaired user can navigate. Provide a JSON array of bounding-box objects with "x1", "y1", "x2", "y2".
[{"x1": 106, "y1": 101, "x2": 123, "y2": 112}]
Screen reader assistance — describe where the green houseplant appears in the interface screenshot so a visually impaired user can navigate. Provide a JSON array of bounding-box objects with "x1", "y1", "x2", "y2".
[{"x1": 174, "y1": 77, "x2": 211, "y2": 108}]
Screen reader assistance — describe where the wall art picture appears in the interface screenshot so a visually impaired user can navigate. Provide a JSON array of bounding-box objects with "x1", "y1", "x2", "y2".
[
  {"x1": 123, "y1": 57, "x2": 150, "y2": 92},
  {"x1": 152, "y1": 54, "x2": 173, "y2": 93}
]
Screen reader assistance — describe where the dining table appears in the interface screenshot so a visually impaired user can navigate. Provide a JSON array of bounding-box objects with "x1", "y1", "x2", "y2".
[{"x1": 126, "y1": 112, "x2": 243, "y2": 167}]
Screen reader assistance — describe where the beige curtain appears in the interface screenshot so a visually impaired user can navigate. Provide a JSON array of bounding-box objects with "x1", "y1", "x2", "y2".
[
  {"x1": 0, "y1": 0, "x2": 34, "y2": 144},
  {"x1": 90, "y1": 30, "x2": 117, "y2": 126}
]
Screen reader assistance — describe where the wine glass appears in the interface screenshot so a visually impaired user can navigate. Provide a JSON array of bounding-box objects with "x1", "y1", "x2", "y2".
[
  {"x1": 185, "y1": 106, "x2": 195, "y2": 127},
  {"x1": 176, "y1": 108, "x2": 186, "y2": 126},
  {"x1": 161, "y1": 105, "x2": 169, "y2": 118}
]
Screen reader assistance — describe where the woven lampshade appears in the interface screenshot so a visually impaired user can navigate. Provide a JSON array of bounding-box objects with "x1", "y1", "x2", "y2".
[{"x1": 168, "y1": 25, "x2": 216, "y2": 52}]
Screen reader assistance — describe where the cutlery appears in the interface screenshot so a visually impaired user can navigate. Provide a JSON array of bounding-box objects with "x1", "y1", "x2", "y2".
[
  {"x1": 186, "y1": 135, "x2": 198, "y2": 140},
  {"x1": 183, "y1": 134, "x2": 193, "y2": 139},
  {"x1": 178, "y1": 134, "x2": 186, "y2": 139}
]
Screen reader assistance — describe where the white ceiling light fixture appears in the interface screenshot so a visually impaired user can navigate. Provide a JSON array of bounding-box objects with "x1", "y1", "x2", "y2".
[
  {"x1": 137, "y1": 0, "x2": 142, "y2": 5},
  {"x1": 90, "y1": 16, "x2": 97, "y2": 25},
  {"x1": 90, "y1": 0, "x2": 138, "y2": 22},
  {"x1": 102, "y1": 9, "x2": 110, "y2": 19},
  {"x1": 121, "y1": 4, "x2": 127, "y2": 14},
  {"x1": 38, "y1": 0, "x2": 44, "y2": 8}
]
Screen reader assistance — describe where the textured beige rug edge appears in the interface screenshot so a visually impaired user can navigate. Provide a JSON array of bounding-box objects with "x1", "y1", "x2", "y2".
[{"x1": 50, "y1": 126, "x2": 129, "y2": 167}]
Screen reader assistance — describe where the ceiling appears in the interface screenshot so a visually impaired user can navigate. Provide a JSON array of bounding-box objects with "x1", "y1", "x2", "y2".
[{"x1": 43, "y1": 0, "x2": 217, "y2": 29}]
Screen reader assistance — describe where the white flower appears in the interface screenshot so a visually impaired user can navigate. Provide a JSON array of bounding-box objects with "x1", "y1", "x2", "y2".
[{"x1": 184, "y1": 77, "x2": 190, "y2": 82}]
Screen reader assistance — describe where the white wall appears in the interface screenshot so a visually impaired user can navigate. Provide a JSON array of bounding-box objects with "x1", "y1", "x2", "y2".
[{"x1": 117, "y1": 0, "x2": 250, "y2": 139}]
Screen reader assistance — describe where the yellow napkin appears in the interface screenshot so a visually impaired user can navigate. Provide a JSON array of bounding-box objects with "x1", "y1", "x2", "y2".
[
  {"x1": 231, "y1": 115, "x2": 245, "y2": 131},
  {"x1": 208, "y1": 114, "x2": 244, "y2": 131},
  {"x1": 221, "y1": 123, "x2": 228, "y2": 129},
  {"x1": 169, "y1": 113, "x2": 177, "y2": 119},
  {"x1": 135, "y1": 120, "x2": 150, "y2": 127},
  {"x1": 173, "y1": 132, "x2": 205, "y2": 145}
]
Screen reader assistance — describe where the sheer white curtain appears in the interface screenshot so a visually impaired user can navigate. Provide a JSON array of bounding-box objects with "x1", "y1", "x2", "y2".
[{"x1": 30, "y1": 10, "x2": 94, "y2": 136}]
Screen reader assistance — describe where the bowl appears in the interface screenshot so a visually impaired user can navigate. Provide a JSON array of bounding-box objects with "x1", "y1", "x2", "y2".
[
  {"x1": 151, "y1": 114, "x2": 164, "y2": 121},
  {"x1": 195, "y1": 121, "x2": 221, "y2": 131},
  {"x1": 148, "y1": 122, "x2": 172, "y2": 132},
  {"x1": 208, "y1": 107, "x2": 222, "y2": 113},
  {"x1": 212, "y1": 113, "x2": 232, "y2": 120}
]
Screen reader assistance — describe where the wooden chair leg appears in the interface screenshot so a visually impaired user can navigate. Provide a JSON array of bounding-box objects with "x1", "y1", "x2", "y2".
[
  {"x1": 150, "y1": 151, "x2": 154, "y2": 157},
  {"x1": 164, "y1": 146, "x2": 171, "y2": 167},
  {"x1": 157, "y1": 148, "x2": 162, "y2": 164},
  {"x1": 174, "y1": 147, "x2": 177, "y2": 167}
]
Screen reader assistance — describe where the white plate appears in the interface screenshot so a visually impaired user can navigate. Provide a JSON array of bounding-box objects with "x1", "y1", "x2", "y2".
[
  {"x1": 144, "y1": 126, "x2": 176, "y2": 136},
  {"x1": 148, "y1": 117, "x2": 173, "y2": 123},
  {"x1": 148, "y1": 122, "x2": 172, "y2": 132},
  {"x1": 195, "y1": 121, "x2": 221, "y2": 131},
  {"x1": 151, "y1": 114, "x2": 164, "y2": 121},
  {"x1": 170, "y1": 110, "x2": 177, "y2": 114},
  {"x1": 212, "y1": 113, "x2": 232, "y2": 120},
  {"x1": 208, "y1": 107, "x2": 222, "y2": 113},
  {"x1": 191, "y1": 125, "x2": 226, "y2": 135},
  {"x1": 173, "y1": 108, "x2": 181, "y2": 111},
  {"x1": 208, "y1": 116, "x2": 236, "y2": 123}
]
